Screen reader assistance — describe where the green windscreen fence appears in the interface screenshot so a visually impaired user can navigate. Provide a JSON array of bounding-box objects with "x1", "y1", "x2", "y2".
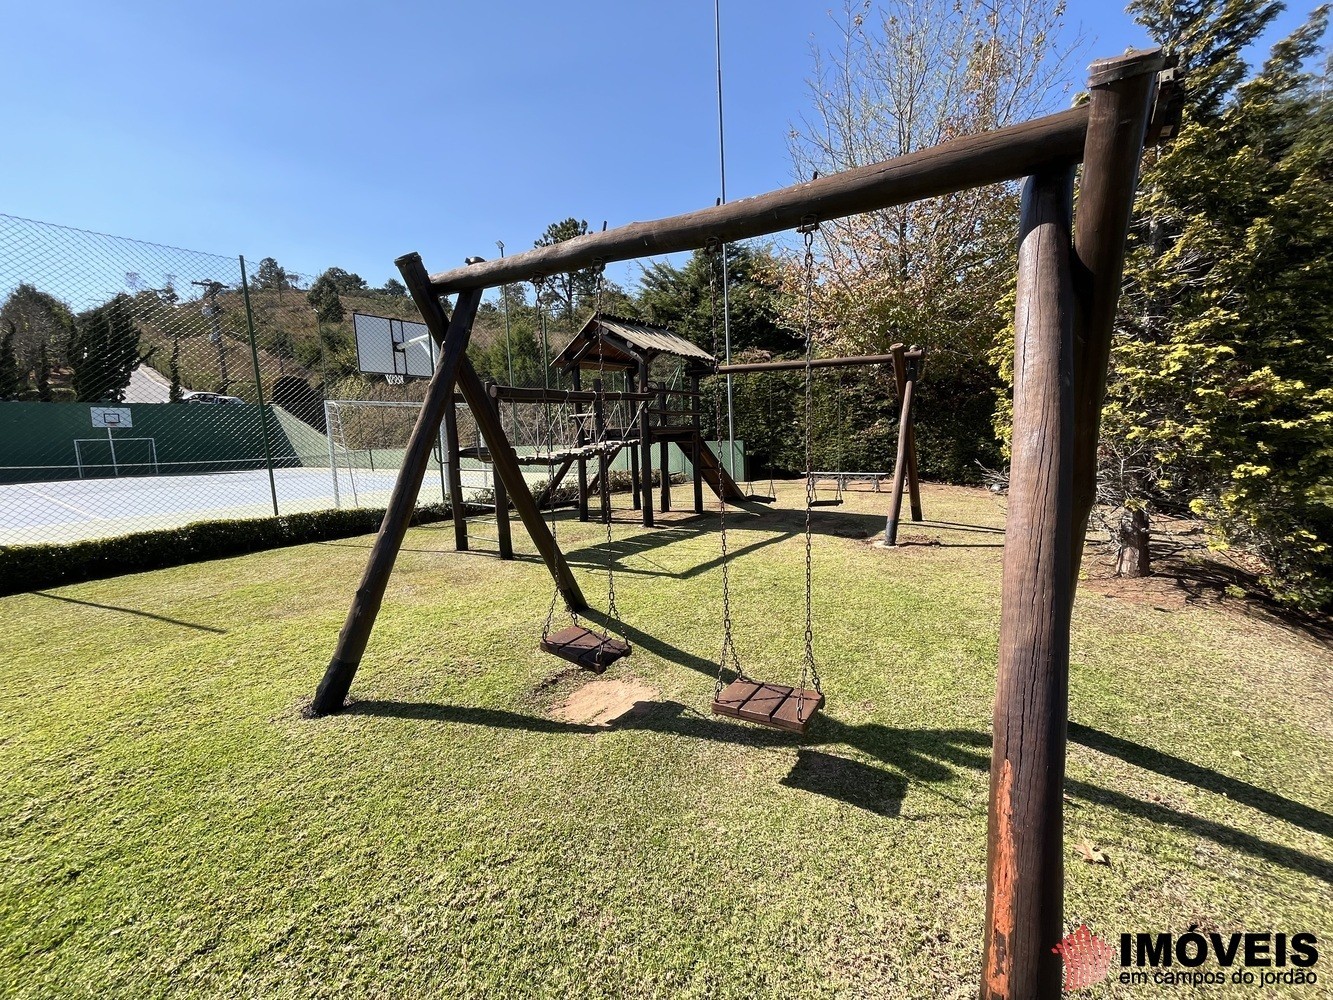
[{"x1": 0, "y1": 213, "x2": 750, "y2": 548}]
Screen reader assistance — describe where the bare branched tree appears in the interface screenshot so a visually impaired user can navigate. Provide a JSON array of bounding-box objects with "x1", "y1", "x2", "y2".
[{"x1": 788, "y1": 0, "x2": 1082, "y2": 359}]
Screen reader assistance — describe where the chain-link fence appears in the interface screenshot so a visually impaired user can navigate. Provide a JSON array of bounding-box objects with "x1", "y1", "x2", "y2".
[
  {"x1": 0, "y1": 214, "x2": 466, "y2": 547},
  {"x1": 0, "y1": 214, "x2": 752, "y2": 550}
]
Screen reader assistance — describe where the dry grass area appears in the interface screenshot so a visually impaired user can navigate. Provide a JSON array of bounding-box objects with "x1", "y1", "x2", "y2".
[{"x1": 1, "y1": 481, "x2": 1329, "y2": 998}]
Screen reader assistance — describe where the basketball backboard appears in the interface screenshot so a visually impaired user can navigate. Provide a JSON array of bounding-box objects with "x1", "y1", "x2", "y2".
[
  {"x1": 91, "y1": 406, "x2": 133, "y2": 428},
  {"x1": 353, "y1": 312, "x2": 435, "y2": 379}
]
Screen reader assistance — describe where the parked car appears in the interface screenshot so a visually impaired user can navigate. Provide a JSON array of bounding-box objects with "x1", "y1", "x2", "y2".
[{"x1": 182, "y1": 391, "x2": 245, "y2": 405}]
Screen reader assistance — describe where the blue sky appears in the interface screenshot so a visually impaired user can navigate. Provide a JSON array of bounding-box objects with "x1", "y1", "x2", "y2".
[{"x1": 0, "y1": 1, "x2": 1311, "y2": 292}]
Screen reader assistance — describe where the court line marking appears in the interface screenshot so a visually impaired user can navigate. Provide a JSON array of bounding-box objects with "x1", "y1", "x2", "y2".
[{"x1": 14, "y1": 483, "x2": 107, "y2": 520}]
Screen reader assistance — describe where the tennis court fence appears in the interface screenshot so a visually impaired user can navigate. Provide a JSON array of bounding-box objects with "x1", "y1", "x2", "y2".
[{"x1": 0, "y1": 214, "x2": 483, "y2": 547}]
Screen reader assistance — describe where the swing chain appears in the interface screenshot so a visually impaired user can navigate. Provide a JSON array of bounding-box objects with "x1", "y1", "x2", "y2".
[
  {"x1": 591, "y1": 262, "x2": 627, "y2": 649},
  {"x1": 537, "y1": 281, "x2": 578, "y2": 639},
  {"x1": 708, "y1": 239, "x2": 743, "y2": 698},
  {"x1": 801, "y1": 226, "x2": 822, "y2": 703}
]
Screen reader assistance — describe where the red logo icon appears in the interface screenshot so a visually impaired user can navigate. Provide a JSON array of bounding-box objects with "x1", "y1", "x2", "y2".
[{"x1": 1053, "y1": 924, "x2": 1114, "y2": 991}]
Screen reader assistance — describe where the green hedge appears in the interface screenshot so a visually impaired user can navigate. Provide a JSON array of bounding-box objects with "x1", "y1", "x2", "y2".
[{"x1": 0, "y1": 504, "x2": 454, "y2": 596}]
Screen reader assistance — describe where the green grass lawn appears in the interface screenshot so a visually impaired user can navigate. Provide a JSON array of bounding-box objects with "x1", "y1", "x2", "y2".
[{"x1": 3, "y1": 483, "x2": 1329, "y2": 998}]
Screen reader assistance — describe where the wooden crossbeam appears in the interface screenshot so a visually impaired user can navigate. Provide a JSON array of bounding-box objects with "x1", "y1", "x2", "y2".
[{"x1": 428, "y1": 107, "x2": 1093, "y2": 293}]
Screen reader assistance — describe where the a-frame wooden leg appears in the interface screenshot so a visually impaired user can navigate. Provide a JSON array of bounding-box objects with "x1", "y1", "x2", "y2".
[
  {"x1": 904, "y1": 350, "x2": 924, "y2": 522},
  {"x1": 981, "y1": 168, "x2": 1076, "y2": 1000},
  {"x1": 311, "y1": 283, "x2": 483, "y2": 716},
  {"x1": 884, "y1": 343, "x2": 916, "y2": 545},
  {"x1": 454, "y1": 356, "x2": 585, "y2": 608},
  {"x1": 399, "y1": 255, "x2": 586, "y2": 612}
]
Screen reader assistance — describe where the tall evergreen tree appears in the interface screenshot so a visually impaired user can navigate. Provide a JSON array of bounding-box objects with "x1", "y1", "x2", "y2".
[
  {"x1": 1107, "y1": 0, "x2": 1333, "y2": 608},
  {"x1": 638, "y1": 245, "x2": 798, "y2": 356},
  {"x1": 0, "y1": 324, "x2": 22, "y2": 399},
  {"x1": 70, "y1": 294, "x2": 147, "y2": 402},
  {"x1": 306, "y1": 274, "x2": 345, "y2": 324},
  {"x1": 533, "y1": 218, "x2": 598, "y2": 334}
]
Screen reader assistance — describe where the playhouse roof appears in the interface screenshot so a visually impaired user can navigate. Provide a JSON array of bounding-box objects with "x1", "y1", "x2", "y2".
[{"x1": 552, "y1": 314, "x2": 715, "y2": 372}]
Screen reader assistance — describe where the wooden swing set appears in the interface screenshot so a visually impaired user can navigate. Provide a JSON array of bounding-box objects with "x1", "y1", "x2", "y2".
[{"x1": 309, "y1": 48, "x2": 1180, "y2": 1000}]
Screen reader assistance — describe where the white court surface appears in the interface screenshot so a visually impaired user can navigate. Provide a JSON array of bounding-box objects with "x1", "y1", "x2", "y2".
[{"x1": 0, "y1": 464, "x2": 532, "y2": 546}]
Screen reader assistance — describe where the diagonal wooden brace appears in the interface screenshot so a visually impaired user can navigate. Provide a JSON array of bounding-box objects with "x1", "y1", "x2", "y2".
[
  {"x1": 399, "y1": 253, "x2": 586, "y2": 613},
  {"x1": 311, "y1": 285, "x2": 484, "y2": 715}
]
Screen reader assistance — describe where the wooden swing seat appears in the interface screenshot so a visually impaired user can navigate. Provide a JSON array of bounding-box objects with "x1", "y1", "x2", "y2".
[
  {"x1": 711, "y1": 678, "x2": 824, "y2": 734},
  {"x1": 540, "y1": 624, "x2": 631, "y2": 673}
]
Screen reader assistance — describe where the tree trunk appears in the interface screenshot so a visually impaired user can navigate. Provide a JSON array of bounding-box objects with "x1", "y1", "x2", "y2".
[{"x1": 1115, "y1": 508, "x2": 1150, "y2": 577}]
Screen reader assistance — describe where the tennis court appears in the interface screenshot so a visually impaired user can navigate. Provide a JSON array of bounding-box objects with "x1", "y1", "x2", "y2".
[{"x1": 0, "y1": 464, "x2": 515, "y2": 546}]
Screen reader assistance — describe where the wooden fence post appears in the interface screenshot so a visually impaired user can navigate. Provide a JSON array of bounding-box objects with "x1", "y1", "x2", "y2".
[{"x1": 980, "y1": 167, "x2": 1076, "y2": 1000}]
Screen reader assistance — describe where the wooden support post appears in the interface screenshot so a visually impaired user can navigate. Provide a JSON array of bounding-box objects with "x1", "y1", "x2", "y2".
[
  {"x1": 884, "y1": 343, "x2": 917, "y2": 545},
  {"x1": 593, "y1": 377, "x2": 611, "y2": 523},
  {"x1": 572, "y1": 366, "x2": 590, "y2": 522},
  {"x1": 628, "y1": 370, "x2": 642, "y2": 510},
  {"x1": 905, "y1": 347, "x2": 924, "y2": 522},
  {"x1": 638, "y1": 359, "x2": 654, "y2": 526},
  {"x1": 1070, "y1": 49, "x2": 1164, "y2": 588},
  {"x1": 486, "y1": 382, "x2": 512, "y2": 560},
  {"x1": 442, "y1": 394, "x2": 467, "y2": 551},
  {"x1": 690, "y1": 373, "x2": 704, "y2": 513},
  {"x1": 980, "y1": 168, "x2": 1076, "y2": 1000},
  {"x1": 310, "y1": 285, "x2": 483, "y2": 716},
  {"x1": 658, "y1": 382, "x2": 671, "y2": 512}
]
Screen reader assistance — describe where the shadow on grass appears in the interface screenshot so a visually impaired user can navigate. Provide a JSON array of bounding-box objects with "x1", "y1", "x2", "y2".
[
  {"x1": 318, "y1": 504, "x2": 910, "y2": 582},
  {"x1": 33, "y1": 591, "x2": 228, "y2": 634},
  {"x1": 780, "y1": 749, "x2": 908, "y2": 816},
  {"x1": 1069, "y1": 723, "x2": 1333, "y2": 839},
  {"x1": 915, "y1": 519, "x2": 1006, "y2": 535},
  {"x1": 1149, "y1": 546, "x2": 1333, "y2": 646},
  {"x1": 333, "y1": 695, "x2": 1333, "y2": 884}
]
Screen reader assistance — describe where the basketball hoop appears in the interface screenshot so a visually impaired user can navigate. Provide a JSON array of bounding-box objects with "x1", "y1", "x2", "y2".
[{"x1": 385, "y1": 374, "x2": 405, "y2": 386}]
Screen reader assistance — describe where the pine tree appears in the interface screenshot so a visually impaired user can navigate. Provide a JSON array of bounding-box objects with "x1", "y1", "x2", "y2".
[
  {"x1": 0, "y1": 323, "x2": 22, "y2": 399},
  {"x1": 36, "y1": 343, "x2": 52, "y2": 401},
  {"x1": 533, "y1": 218, "x2": 598, "y2": 334},
  {"x1": 70, "y1": 294, "x2": 146, "y2": 402},
  {"x1": 1108, "y1": 1, "x2": 1333, "y2": 609}
]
